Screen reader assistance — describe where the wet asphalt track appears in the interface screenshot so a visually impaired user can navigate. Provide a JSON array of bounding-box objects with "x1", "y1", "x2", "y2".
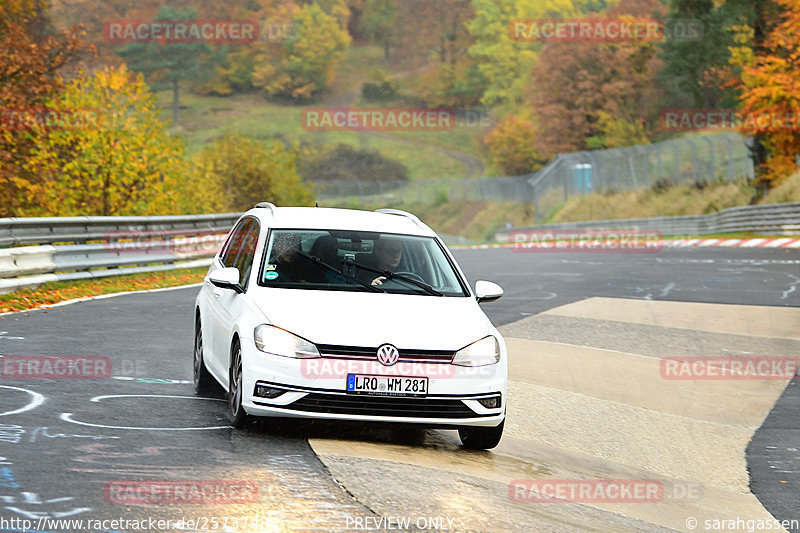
[{"x1": 0, "y1": 246, "x2": 797, "y2": 532}]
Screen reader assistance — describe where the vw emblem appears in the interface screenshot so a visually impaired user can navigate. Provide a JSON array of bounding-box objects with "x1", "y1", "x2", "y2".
[{"x1": 376, "y1": 344, "x2": 399, "y2": 366}]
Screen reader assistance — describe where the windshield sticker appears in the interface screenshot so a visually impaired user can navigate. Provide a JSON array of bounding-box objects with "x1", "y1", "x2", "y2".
[
  {"x1": 264, "y1": 271, "x2": 279, "y2": 281},
  {"x1": 266, "y1": 264, "x2": 277, "y2": 271}
]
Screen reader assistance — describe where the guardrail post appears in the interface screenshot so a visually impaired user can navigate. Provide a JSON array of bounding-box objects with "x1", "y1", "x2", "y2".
[
  {"x1": 626, "y1": 148, "x2": 638, "y2": 189},
  {"x1": 655, "y1": 144, "x2": 662, "y2": 182},
  {"x1": 701, "y1": 136, "x2": 715, "y2": 181},
  {"x1": 671, "y1": 140, "x2": 680, "y2": 183},
  {"x1": 684, "y1": 137, "x2": 699, "y2": 184},
  {"x1": 724, "y1": 134, "x2": 734, "y2": 182}
]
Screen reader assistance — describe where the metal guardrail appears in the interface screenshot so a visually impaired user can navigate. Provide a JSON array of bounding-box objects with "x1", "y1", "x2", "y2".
[
  {"x1": 497, "y1": 202, "x2": 800, "y2": 241},
  {"x1": 0, "y1": 213, "x2": 242, "y2": 294},
  {"x1": 3, "y1": 202, "x2": 798, "y2": 294},
  {"x1": 0, "y1": 213, "x2": 241, "y2": 247}
]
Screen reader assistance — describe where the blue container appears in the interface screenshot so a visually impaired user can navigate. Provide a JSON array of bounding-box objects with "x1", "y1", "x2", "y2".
[{"x1": 570, "y1": 163, "x2": 592, "y2": 194}]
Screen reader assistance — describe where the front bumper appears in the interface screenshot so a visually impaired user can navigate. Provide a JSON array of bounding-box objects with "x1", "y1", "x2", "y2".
[{"x1": 240, "y1": 342, "x2": 507, "y2": 427}]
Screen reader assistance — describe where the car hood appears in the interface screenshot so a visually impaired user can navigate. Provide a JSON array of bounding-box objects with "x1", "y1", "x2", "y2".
[{"x1": 250, "y1": 287, "x2": 491, "y2": 351}]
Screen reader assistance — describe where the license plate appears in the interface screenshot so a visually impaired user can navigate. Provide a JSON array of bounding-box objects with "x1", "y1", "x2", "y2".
[{"x1": 346, "y1": 374, "x2": 428, "y2": 396}]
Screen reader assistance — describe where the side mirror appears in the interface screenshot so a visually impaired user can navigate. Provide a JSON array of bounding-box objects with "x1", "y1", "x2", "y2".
[
  {"x1": 209, "y1": 267, "x2": 244, "y2": 294},
  {"x1": 475, "y1": 280, "x2": 503, "y2": 303}
]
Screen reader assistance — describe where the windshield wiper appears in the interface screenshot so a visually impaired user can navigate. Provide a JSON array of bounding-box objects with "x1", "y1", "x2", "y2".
[
  {"x1": 341, "y1": 259, "x2": 443, "y2": 296},
  {"x1": 294, "y1": 251, "x2": 384, "y2": 293}
]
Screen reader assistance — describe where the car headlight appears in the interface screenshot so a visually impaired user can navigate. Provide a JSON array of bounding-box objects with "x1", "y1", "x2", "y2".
[
  {"x1": 452, "y1": 336, "x2": 500, "y2": 367},
  {"x1": 254, "y1": 325, "x2": 320, "y2": 359}
]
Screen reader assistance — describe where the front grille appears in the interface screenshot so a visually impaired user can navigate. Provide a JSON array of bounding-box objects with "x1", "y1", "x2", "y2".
[
  {"x1": 280, "y1": 392, "x2": 485, "y2": 418},
  {"x1": 316, "y1": 344, "x2": 455, "y2": 363}
]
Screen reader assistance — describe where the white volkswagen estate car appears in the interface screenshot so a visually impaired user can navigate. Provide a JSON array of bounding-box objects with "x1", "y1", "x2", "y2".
[{"x1": 194, "y1": 204, "x2": 507, "y2": 449}]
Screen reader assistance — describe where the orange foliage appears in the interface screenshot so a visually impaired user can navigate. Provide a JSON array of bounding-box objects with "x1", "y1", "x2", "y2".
[
  {"x1": 735, "y1": 0, "x2": 800, "y2": 185},
  {"x1": 0, "y1": 267, "x2": 207, "y2": 313},
  {"x1": 0, "y1": 0, "x2": 93, "y2": 216},
  {"x1": 483, "y1": 115, "x2": 545, "y2": 175}
]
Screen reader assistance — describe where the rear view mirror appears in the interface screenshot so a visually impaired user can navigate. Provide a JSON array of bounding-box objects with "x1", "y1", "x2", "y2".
[
  {"x1": 209, "y1": 267, "x2": 244, "y2": 294},
  {"x1": 475, "y1": 280, "x2": 503, "y2": 303}
]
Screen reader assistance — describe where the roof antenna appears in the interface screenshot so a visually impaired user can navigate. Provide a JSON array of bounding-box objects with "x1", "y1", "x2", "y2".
[{"x1": 315, "y1": 202, "x2": 319, "y2": 207}]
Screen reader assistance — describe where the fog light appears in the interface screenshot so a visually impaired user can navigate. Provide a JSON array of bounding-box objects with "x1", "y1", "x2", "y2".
[
  {"x1": 254, "y1": 385, "x2": 286, "y2": 399},
  {"x1": 477, "y1": 395, "x2": 501, "y2": 409}
]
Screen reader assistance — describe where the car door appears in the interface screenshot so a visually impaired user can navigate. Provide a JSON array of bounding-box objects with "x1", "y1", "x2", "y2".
[
  {"x1": 207, "y1": 218, "x2": 253, "y2": 381},
  {"x1": 208, "y1": 217, "x2": 260, "y2": 385}
]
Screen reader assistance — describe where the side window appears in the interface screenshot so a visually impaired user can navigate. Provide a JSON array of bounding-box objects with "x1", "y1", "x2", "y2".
[
  {"x1": 231, "y1": 220, "x2": 260, "y2": 287},
  {"x1": 220, "y1": 219, "x2": 250, "y2": 268}
]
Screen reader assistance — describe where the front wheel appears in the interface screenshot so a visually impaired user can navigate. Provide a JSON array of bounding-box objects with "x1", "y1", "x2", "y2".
[
  {"x1": 228, "y1": 342, "x2": 249, "y2": 428},
  {"x1": 193, "y1": 318, "x2": 214, "y2": 394},
  {"x1": 458, "y1": 420, "x2": 504, "y2": 450}
]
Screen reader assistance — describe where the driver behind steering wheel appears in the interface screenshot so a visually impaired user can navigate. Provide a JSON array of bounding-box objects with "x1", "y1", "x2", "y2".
[{"x1": 368, "y1": 237, "x2": 404, "y2": 286}]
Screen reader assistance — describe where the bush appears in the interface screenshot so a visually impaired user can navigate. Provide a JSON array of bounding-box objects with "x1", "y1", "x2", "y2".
[
  {"x1": 361, "y1": 79, "x2": 398, "y2": 101},
  {"x1": 190, "y1": 135, "x2": 314, "y2": 211},
  {"x1": 484, "y1": 115, "x2": 545, "y2": 176},
  {"x1": 650, "y1": 179, "x2": 675, "y2": 193},
  {"x1": 301, "y1": 144, "x2": 409, "y2": 183}
]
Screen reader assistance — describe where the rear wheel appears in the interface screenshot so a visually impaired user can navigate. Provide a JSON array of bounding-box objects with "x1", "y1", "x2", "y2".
[
  {"x1": 228, "y1": 341, "x2": 249, "y2": 428},
  {"x1": 458, "y1": 420, "x2": 504, "y2": 450},
  {"x1": 193, "y1": 317, "x2": 214, "y2": 394}
]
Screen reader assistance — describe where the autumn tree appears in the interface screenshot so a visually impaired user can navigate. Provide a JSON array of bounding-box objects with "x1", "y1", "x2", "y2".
[
  {"x1": 116, "y1": 5, "x2": 211, "y2": 123},
  {"x1": 400, "y1": 0, "x2": 485, "y2": 107},
  {"x1": 19, "y1": 66, "x2": 188, "y2": 216},
  {"x1": 252, "y1": 2, "x2": 350, "y2": 101},
  {"x1": 359, "y1": 0, "x2": 399, "y2": 62},
  {"x1": 50, "y1": 0, "x2": 258, "y2": 61},
  {"x1": 733, "y1": 0, "x2": 800, "y2": 184},
  {"x1": 659, "y1": 0, "x2": 780, "y2": 110},
  {"x1": 190, "y1": 135, "x2": 315, "y2": 211},
  {"x1": 467, "y1": 0, "x2": 578, "y2": 108},
  {"x1": 527, "y1": 0, "x2": 666, "y2": 157},
  {"x1": 0, "y1": 0, "x2": 91, "y2": 216},
  {"x1": 301, "y1": 0, "x2": 351, "y2": 29}
]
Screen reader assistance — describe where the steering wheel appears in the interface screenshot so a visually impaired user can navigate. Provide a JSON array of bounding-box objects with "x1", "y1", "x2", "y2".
[{"x1": 392, "y1": 271, "x2": 426, "y2": 283}]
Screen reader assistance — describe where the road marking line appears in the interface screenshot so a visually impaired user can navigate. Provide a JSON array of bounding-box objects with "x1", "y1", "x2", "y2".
[
  {"x1": 0, "y1": 386, "x2": 46, "y2": 417},
  {"x1": 455, "y1": 238, "x2": 800, "y2": 250}
]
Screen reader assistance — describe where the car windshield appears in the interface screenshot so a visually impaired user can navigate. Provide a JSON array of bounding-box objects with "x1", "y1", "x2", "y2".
[{"x1": 260, "y1": 229, "x2": 468, "y2": 297}]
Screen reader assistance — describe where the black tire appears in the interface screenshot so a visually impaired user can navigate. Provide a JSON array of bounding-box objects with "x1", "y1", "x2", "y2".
[
  {"x1": 228, "y1": 341, "x2": 249, "y2": 428},
  {"x1": 458, "y1": 420, "x2": 504, "y2": 450},
  {"x1": 193, "y1": 317, "x2": 214, "y2": 394}
]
